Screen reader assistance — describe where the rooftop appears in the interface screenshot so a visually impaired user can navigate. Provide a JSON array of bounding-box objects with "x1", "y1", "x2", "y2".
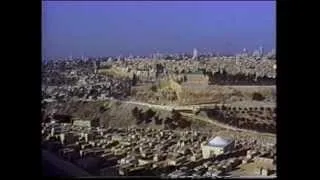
[{"x1": 208, "y1": 136, "x2": 233, "y2": 147}]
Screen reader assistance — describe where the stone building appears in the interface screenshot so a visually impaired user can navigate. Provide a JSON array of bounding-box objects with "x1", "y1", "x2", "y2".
[
  {"x1": 201, "y1": 136, "x2": 234, "y2": 159},
  {"x1": 73, "y1": 118, "x2": 99, "y2": 128},
  {"x1": 184, "y1": 72, "x2": 208, "y2": 86}
]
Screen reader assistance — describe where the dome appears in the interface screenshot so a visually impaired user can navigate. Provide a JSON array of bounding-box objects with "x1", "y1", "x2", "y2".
[{"x1": 208, "y1": 136, "x2": 232, "y2": 147}]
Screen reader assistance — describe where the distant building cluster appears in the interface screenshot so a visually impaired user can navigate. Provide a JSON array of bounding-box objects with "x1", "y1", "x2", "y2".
[
  {"x1": 42, "y1": 77, "x2": 131, "y2": 102},
  {"x1": 111, "y1": 59, "x2": 276, "y2": 84},
  {"x1": 42, "y1": 48, "x2": 276, "y2": 92}
]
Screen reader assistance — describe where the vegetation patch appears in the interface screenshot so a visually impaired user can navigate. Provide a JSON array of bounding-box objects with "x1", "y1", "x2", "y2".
[{"x1": 252, "y1": 92, "x2": 266, "y2": 101}]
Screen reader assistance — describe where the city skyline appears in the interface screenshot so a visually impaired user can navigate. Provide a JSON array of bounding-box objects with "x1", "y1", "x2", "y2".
[{"x1": 42, "y1": 1, "x2": 275, "y2": 59}]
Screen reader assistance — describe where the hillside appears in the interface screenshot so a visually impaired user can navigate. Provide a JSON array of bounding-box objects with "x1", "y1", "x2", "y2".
[{"x1": 44, "y1": 100, "x2": 230, "y2": 133}]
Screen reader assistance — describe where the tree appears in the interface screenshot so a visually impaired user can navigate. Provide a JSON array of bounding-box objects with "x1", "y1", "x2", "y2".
[
  {"x1": 207, "y1": 71, "x2": 214, "y2": 85},
  {"x1": 201, "y1": 69, "x2": 207, "y2": 76},
  {"x1": 145, "y1": 109, "x2": 156, "y2": 119},
  {"x1": 164, "y1": 117, "x2": 172, "y2": 124},
  {"x1": 132, "y1": 73, "x2": 138, "y2": 86},
  {"x1": 99, "y1": 106, "x2": 108, "y2": 113},
  {"x1": 154, "y1": 116, "x2": 163, "y2": 125},
  {"x1": 131, "y1": 107, "x2": 139, "y2": 118},
  {"x1": 150, "y1": 85, "x2": 157, "y2": 92},
  {"x1": 252, "y1": 92, "x2": 265, "y2": 101},
  {"x1": 171, "y1": 109, "x2": 182, "y2": 120},
  {"x1": 183, "y1": 75, "x2": 187, "y2": 82}
]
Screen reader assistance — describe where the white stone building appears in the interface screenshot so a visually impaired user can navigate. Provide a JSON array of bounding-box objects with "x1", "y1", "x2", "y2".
[{"x1": 201, "y1": 136, "x2": 234, "y2": 159}]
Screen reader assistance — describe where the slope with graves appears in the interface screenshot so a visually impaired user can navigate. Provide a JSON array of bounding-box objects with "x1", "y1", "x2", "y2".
[{"x1": 43, "y1": 100, "x2": 223, "y2": 132}]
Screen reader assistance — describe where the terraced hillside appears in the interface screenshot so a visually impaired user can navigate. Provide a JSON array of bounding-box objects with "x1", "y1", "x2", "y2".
[
  {"x1": 198, "y1": 104, "x2": 276, "y2": 134},
  {"x1": 131, "y1": 81, "x2": 275, "y2": 106}
]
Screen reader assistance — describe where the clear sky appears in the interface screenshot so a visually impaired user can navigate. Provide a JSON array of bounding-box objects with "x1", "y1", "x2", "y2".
[{"x1": 42, "y1": 1, "x2": 275, "y2": 59}]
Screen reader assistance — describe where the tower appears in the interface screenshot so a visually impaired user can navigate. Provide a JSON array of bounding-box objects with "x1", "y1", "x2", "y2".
[
  {"x1": 157, "y1": 52, "x2": 162, "y2": 60},
  {"x1": 93, "y1": 61, "x2": 97, "y2": 74},
  {"x1": 50, "y1": 128, "x2": 55, "y2": 136},
  {"x1": 192, "y1": 48, "x2": 198, "y2": 60},
  {"x1": 84, "y1": 133, "x2": 89, "y2": 143},
  {"x1": 259, "y1": 46, "x2": 264, "y2": 57},
  {"x1": 60, "y1": 133, "x2": 65, "y2": 145},
  {"x1": 129, "y1": 54, "x2": 133, "y2": 60},
  {"x1": 242, "y1": 48, "x2": 248, "y2": 58},
  {"x1": 243, "y1": 48, "x2": 247, "y2": 54},
  {"x1": 68, "y1": 53, "x2": 73, "y2": 61},
  {"x1": 252, "y1": 49, "x2": 260, "y2": 58},
  {"x1": 267, "y1": 48, "x2": 276, "y2": 59},
  {"x1": 235, "y1": 54, "x2": 240, "y2": 65}
]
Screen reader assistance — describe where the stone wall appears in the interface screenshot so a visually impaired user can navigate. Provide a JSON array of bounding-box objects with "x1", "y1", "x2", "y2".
[{"x1": 73, "y1": 120, "x2": 91, "y2": 128}]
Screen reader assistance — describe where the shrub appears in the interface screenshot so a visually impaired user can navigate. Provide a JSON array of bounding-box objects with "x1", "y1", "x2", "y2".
[
  {"x1": 132, "y1": 74, "x2": 138, "y2": 86},
  {"x1": 252, "y1": 92, "x2": 265, "y2": 101},
  {"x1": 171, "y1": 110, "x2": 182, "y2": 121},
  {"x1": 150, "y1": 85, "x2": 157, "y2": 92}
]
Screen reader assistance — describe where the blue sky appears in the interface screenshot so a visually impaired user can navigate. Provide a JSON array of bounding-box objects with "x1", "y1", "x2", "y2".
[{"x1": 42, "y1": 1, "x2": 275, "y2": 59}]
